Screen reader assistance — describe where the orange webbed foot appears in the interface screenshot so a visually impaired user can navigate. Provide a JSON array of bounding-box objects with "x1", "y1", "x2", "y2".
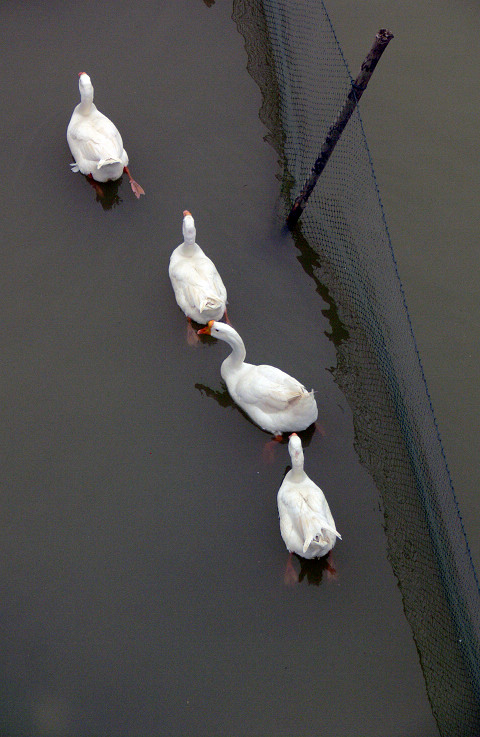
[
  {"x1": 130, "y1": 179, "x2": 145, "y2": 198},
  {"x1": 124, "y1": 166, "x2": 145, "y2": 198}
]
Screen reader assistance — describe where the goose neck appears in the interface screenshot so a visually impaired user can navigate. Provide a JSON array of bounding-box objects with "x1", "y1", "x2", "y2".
[
  {"x1": 79, "y1": 88, "x2": 94, "y2": 113},
  {"x1": 290, "y1": 459, "x2": 306, "y2": 483},
  {"x1": 222, "y1": 330, "x2": 246, "y2": 368},
  {"x1": 180, "y1": 237, "x2": 197, "y2": 256}
]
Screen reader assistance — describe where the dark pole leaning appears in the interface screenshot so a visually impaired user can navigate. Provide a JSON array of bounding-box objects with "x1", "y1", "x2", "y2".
[{"x1": 286, "y1": 28, "x2": 394, "y2": 230}]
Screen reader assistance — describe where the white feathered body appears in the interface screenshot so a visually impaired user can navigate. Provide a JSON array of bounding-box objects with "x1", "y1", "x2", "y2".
[
  {"x1": 169, "y1": 218, "x2": 227, "y2": 324},
  {"x1": 67, "y1": 74, "x2": 128, "y2": 182},
  {"x1": 222, "y1": 358, "x2": 317, "y2": 436},
  {"x1": 199, "y1": 322, "x2": 317, "y2": 436},
  {"x1": 278, "y1": 468, "x2": 340, "y2": 559}
]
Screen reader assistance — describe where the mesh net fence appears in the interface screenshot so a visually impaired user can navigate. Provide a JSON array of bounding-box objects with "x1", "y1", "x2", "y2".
[{"x1": 232, "y1": 1, "x2": 480, "y2": 734}]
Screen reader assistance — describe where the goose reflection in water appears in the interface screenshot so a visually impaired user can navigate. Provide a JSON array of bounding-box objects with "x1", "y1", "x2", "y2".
[
  {"x1": 86, "y1": 176, "x2": 122, "y2": 210},
  {"x1": 288, "y1": 551, "x2": 338, "y2": 586},
  {"x1": 195, "y1": 381, "x2": 233, "y2": 409}
]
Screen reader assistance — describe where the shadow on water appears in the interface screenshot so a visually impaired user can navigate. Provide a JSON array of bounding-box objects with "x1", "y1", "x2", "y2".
[
  {"x1": 279, "y1": 549, "x2": 338, "y2": 588},
  {"x1": 195, "y1": 380, "x2": 234, "y2": 409},
  {"x1": 297, "y1": 551, "x2": 337, "y2": 585},
  {"x1": 82, "y1": 175, "x2": 123, "y2": 210},
  {"x1": 195, "y1": 380, "x2": 317, "y2": 447}
]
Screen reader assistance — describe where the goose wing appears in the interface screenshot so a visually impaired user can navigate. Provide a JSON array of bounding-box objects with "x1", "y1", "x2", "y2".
[
  {"x1": 68, "y1": 114, "x2": 123, "y2": 163},
  {"x1": 236, "y1": 364, "x2": 307, "y2": 412},
  {"x1": 170, "y1": 258, "x2": 226, "y2": 312},
  {"x1": 295, "y1": 485, "x2": 341, "y2": 549},
  {"x1": 209, "y1": 267, "x2": 227, "y2": 303}
]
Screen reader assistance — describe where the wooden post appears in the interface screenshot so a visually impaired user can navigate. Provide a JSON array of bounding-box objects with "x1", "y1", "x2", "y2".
[{"x1": 286, "y1": 29, "x2": 394, "y2": 230}]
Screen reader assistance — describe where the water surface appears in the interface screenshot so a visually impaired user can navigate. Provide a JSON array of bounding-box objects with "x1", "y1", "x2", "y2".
[{"x1": 1, "y1": 2, "x2": 441, "y2": 735}]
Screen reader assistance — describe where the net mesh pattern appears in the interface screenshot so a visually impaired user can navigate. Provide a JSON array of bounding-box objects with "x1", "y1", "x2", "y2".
[{"x1": 232, "y1": 1, "x2": 480, "y2": 734}]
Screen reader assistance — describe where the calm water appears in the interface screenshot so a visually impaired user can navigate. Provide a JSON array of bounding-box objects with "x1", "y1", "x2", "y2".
[{"x1": 0, "y1": 1, "x2": 452, "y2": 735}]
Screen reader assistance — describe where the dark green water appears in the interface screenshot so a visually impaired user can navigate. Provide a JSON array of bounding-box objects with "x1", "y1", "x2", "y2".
[{"x1": 0, "y1": 2, "x2": 445, "y2": 735}]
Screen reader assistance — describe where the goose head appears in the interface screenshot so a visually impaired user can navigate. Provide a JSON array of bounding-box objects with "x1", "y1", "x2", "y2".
[
  {"x1": 197, "y1": 319, "x2": 215, "y2": 336},
  {"x1": 197, "y1": 321, "x2": 246, "y2": 360},
  {"x1": 197, "y1": 320, "x2": 237, "y2": 340},
  {"x1": 182, "y1": 210, "x2": 196, "y2": 244},
  {"x1": 288, "y1": 433, "x2": 305, "y2": 468},
  {"x1": 78, "y1": 72, "x2": 94, "y2": 104}
]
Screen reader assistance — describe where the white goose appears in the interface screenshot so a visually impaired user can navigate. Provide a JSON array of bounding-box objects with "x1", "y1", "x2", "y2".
[
  {"x1": 67, "y1": 72, "x2": 144, "y2": 198},
  {"x1": 277, "y1": 433, "x2": 341, "y2": 559},
  {"x1": 169, "y1": 211, "x2": 227, "y2": 326},
  {"x1": 197, "y1": 322, "x2": 318, "y2": 437}
]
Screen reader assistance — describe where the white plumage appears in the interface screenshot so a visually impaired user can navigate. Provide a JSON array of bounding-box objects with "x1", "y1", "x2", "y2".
[
  {"x1": 277, "y1": 433, "x2": 341, "y2": 558},
  {"x1": 197, "y1": 322, "x2": 318, "y2": 437},
  {"x1": 67, "y1": 72, "x2": 144, "y2": 197},
  {"x1": 169, "y1": 211, "x2": 227, "y2": 324}
]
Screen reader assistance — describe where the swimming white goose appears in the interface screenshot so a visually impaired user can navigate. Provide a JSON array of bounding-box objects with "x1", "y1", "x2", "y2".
[
  {"x1": 67, "y1": 72, "x2": 144, "y2": 198},
  {"x1": 277, "y1": 433, "x2": 341, "y2": 559},
  {"x1": 169, "y1": 211, "x2": 227, "y2": 328},
  {"x1": 197, "y1": 322, "x2": 318, "y2": 437}
]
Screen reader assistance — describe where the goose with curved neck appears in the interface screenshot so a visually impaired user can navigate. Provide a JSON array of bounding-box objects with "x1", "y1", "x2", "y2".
[
  {"x1": 197, "y1": 321, "x2": 318, "y2": 437},
  {"x1": 169, "y1": 211, "x2": 227, "y2": 334},
  {"x1": 67, "y1": 72, "x2": 144, "y2": 198},
  {"x1": 277, "y1": 433, "x2": 341, "y2": 561}
]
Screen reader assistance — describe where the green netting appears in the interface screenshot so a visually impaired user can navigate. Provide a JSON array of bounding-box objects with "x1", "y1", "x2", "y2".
[{"x1": 232, "y1": 1, "x2": 480, "y2": 734}]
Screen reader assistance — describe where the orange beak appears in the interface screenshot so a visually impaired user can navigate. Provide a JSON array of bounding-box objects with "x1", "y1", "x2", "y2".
[
  {"x1": 183, "y1": 210, "x2": 192, "y2": 217},
  {"x1": 197, "y1": 320, "x2": 214, "y2": 336}
]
